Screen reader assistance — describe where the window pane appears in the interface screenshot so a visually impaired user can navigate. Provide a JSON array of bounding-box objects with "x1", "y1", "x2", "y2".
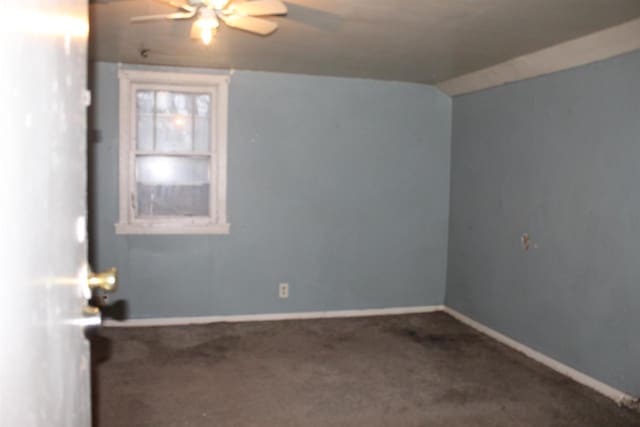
[
  {"x1": 135, "y1": 156, "x2": 211, "y2": 217},
  {"x1": 194, "y1": 94, "x2": 211, "y2": 152},
  {"x1": 154, "y1": 91, "x2": 171, "y2": 114},
  {"x1": 155, "y1": 91, "x2": 193, "y2": 115},
  {"x1": 195, "y1": 94, "x2": 210, "y2": 117},
  {"x1": 156, "y1": 115, "x2": 193, "y2": 152},
  {"x1": 137, "y1": 116, "x2": 153, "y2": 151},
  {"x1": 154, "y1": 91, "x2": 195, "y2": 152},
  {"x1": 136, "y1": 91, "x2": 154, "y2": 114},
  {"x1": 136, "y1": 91, "x2": 154, "y2": 150},
  {"x1": 194, "y1": 117, "x2": 210, "y2": 152}
]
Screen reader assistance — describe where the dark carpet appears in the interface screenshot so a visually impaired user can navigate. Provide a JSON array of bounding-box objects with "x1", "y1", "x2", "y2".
[{"x1": 92, "y1": 312, "x2": 640, "y2": 426}]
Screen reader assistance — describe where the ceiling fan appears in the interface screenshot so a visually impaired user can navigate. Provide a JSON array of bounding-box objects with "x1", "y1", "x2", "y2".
[{"x1": 130, "y1": 0, "x2": 288, "y2": 45}]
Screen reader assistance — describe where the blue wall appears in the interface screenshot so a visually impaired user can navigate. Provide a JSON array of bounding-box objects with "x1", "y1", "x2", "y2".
[
  {"x1": 90, "y1": 62, "x2": 452, "y2": 318},
  {"x1": 446, "y1": 50, "x2": 640, "y2": 396}
]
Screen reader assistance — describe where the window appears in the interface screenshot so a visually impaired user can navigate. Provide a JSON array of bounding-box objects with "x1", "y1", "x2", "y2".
[{"x1": 116, "y1": 69, "x2": 229, "y2": 234}]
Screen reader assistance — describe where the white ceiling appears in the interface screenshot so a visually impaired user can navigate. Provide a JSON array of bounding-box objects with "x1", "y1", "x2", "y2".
[{"x1": 89, "y1": 0, "x2": 640, "y2": 84}]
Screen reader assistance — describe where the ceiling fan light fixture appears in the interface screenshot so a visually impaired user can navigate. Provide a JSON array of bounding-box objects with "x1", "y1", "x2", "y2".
[
  {"x1": 200, "y1": 25, "x2": 216, "y2": 44},
  {"x1": 191, "y1": 9, "x2": 219, "y2": 45}
]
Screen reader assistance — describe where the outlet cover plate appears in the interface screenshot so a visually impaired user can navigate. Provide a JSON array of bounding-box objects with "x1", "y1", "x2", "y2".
[{"x1": 279, "y1": 283, "x2": 289, "y2": 299}]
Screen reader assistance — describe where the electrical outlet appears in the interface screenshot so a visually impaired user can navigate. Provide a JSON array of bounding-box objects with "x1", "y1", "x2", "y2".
[{"x1": 279, "y1": 283, "x2": 289, "y2": 299}]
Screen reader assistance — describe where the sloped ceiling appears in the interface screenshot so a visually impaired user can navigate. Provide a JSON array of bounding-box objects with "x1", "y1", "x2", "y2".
[{"x1": 89, "y1": 0, "x2": 640, "y2": 84}]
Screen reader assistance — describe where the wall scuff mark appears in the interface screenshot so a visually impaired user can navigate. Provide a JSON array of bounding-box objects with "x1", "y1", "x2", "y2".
[{"x1": 521, "y1": 233, "x2": 538, "y2": 251}]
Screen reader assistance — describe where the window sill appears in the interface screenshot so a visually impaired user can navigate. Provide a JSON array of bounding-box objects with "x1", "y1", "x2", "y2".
[{"x1": 114, "y1": 222, "x2": 230, "y2": 235}]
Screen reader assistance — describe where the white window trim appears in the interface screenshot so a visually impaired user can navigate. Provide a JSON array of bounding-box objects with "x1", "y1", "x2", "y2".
[{"x1": 115, "y1": 69, "x2": 230, "y2": 235}]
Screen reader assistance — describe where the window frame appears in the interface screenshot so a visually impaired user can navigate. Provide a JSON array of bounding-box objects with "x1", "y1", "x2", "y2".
[{"x1": 115, "y1": 69, "x2": 230, "y2": 235}]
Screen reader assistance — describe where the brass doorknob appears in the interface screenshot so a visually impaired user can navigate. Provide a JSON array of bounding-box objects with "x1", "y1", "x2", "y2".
[{"x1": 88, "y1": 267, "x2": 118, "y2": 292}]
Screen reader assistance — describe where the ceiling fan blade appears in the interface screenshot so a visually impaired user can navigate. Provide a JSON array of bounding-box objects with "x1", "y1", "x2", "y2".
[
  {"x1": 231, "y1": 0, "x2": 287, "y2": 16},
  {"x1": 222, "y1": 15, "x2": 278, "y2": 35},
  {"x1": 154, "y1": 0, "x2": 195, "y2": 13},
  {"x1": 131, "y1": 11, "x2": 195, "y2": 22}
]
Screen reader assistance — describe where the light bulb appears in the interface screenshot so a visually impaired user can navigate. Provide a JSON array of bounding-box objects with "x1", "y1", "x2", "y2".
[
  {"x1": 192, "y1": 9, "x2": 218, "y2": 45},
  {"x1": 200, "y1": 27, "x2": 213, "y2": 45}
]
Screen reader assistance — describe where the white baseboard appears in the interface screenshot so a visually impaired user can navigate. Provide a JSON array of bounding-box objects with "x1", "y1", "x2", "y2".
[
  {"x1": 103, "y1": 305, "x2": 444, "y2": 327},
  {"x1": 443, "y1": 306, "x2": 638, "y2": 408}
]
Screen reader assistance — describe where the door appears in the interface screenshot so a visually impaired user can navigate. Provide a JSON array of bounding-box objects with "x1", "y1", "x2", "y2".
[{"x1": 0, "y1": 1, "x2": 94, "y2": 426}]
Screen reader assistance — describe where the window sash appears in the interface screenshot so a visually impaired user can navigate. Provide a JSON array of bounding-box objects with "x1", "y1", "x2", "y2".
[
  {"x1": 133, "y1": 154, "x2": 213, "y2": 220},
  {"x1": 135, "y1": 90, "x2": 212, "y2": 154},
  {"x1": 129, "y1": 156, "x2": 217, "y2": 225},
  {"x1": 132, "y1": 83, "x2": 217, "y2": 155}
]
